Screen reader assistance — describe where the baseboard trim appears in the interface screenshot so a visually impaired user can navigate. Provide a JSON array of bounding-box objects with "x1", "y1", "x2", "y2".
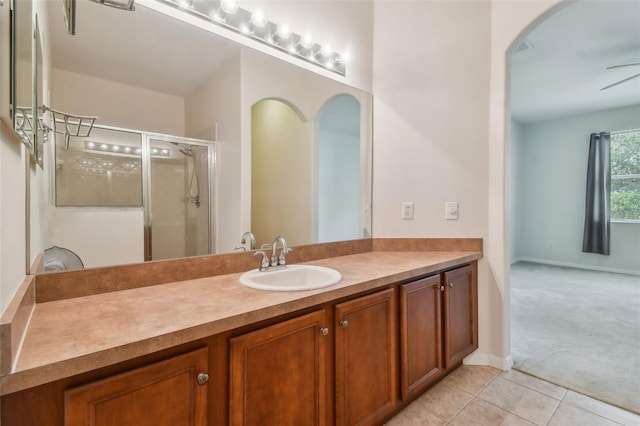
[
  {"x1": 512, "y1": 257, "x2": 640, "y2": 276},
  {"x1": 463, "y1": 351, "x2": 513, "y2": 371}
]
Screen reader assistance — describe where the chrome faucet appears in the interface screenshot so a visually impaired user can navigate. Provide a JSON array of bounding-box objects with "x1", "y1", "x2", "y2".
[
  {"x1": 271, "y1": 236, "x2": 292, "y2": 267},
  {"x1": 241, "y1": 232, "x2": 256, "y2": 250},
  {"x1": 234, "y1": 231, "x2": 256, "y2": 252}
]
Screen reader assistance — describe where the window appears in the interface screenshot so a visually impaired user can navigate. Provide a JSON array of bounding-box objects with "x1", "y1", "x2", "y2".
[{"x1": 610, "y1": 130, "x2": 640, "y2": 222}]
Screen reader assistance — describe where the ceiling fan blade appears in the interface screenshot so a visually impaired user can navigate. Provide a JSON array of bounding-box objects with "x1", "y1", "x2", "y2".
[
  {"x1": 606, "y1": 63, "x2": 640, "y2": 70},
  {"x1": 600, "y1": 72, "x2": 640, "y2": 90}
]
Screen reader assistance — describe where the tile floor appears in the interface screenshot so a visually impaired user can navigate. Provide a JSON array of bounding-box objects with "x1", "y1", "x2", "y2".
[{"x1": 385, "y1": 366, "x2": 640, "y2": 426}]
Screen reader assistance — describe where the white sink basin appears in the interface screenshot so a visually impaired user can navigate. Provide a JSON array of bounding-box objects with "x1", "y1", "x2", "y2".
[{"x1": 239, "y1": 265, "x2": 342, "y2": 291}]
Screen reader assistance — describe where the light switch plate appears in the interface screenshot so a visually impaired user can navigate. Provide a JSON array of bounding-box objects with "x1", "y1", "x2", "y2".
[{"x1": 445, "y1": 202, "x2": 458, "y2": 220}]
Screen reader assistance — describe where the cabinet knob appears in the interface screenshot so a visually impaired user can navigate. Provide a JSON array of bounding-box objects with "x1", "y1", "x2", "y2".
[
  {"x1": 448, "y1": 282, "x2": 454, "y2": 288},
  {"x1": 196, "y1": 372, "x2": 209, "y2": 386},
  {"x1": 320, "y1": 327, "x2": 329, "y2": 336},
  {"x1": 440, "y1": 285, "x2": 445, "y2": 292},
  {"x1": 339, "y1": 320, "x2": 349, "y2": 328}
]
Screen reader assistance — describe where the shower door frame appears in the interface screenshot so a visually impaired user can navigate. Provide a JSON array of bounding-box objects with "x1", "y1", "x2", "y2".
[{"x1": 142, "y1": 133, "x2": 216, "y2": 262}]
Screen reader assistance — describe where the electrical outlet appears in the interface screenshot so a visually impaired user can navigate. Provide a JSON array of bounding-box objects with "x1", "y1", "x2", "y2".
[
  {"x1": 401, "y1": 202, "x2": 414, "y2": 220},
  {"x1": 445, "y1": 202, "x2": 458, "y2": 220}
]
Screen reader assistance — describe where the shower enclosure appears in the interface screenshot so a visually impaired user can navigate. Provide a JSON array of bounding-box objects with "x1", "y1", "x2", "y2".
[
  {"x1": 144, "y1": 135, "x2": 213, "y2": 261},
  {"x1": 53, "y1": 124, "x2": 215, "y2": 266}
]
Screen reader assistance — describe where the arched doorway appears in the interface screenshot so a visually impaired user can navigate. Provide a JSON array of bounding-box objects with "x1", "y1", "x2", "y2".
[{"x1": 506, "y1": 0, "x2": 640, "y2": 413}]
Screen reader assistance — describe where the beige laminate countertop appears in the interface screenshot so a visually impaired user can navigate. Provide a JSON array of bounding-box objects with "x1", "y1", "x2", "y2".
[{"x1": 1, "y1": 250, "x2": 481, "y2": 395}]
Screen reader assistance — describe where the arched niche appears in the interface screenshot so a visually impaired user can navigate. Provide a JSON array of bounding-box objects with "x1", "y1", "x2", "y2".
[
  {"x1": 315, "y1": 94, "x2": 362, "y2": 243},
  {"x1": 251, "y1": 98, "x2": 310, "y2": 248}
]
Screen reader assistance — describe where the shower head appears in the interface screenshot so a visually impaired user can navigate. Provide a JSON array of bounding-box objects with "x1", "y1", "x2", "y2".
[
  {"x1": 170, "y1": 142, "x2": 194, "y2": 157},
  {"x1": 179, "y1": 146, "x2": 194, "y2": 157}
]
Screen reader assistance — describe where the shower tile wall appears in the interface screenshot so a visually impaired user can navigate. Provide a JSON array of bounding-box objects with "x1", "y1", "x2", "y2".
[{"x1": 56, "y1": 150, "x2": 142, "y2": 207}]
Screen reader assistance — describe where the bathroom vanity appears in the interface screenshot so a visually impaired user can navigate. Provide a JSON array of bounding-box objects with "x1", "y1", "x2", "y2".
[{"x1": 0, "y1": 239, "x2": 481, "y2": 425}]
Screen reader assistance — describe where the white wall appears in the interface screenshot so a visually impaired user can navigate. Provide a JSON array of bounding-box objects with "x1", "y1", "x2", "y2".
[
  {"x1": 372, "y1": 0, "x2": 496, "y2": 362},
  {"x1": 52, "y1": 69, "x2": 185, "y2": 136},
  {"x1": 185, "y1": 55, "x2": 242, "y2": 254},
  {"x1": 512, "y1": 105, "x2": 640, "y2": 274},
  {"x1": 46, "y1": 209, "x2": 144, "y2": 268}
]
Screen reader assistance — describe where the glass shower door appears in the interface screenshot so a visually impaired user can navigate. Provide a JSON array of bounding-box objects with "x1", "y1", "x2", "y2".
[{"x1": 145, "y1": 137, "x2": 211, "y2": 261}]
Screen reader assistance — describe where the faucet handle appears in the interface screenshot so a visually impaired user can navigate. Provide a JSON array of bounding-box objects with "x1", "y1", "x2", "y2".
[
  {"x1": 253, "y1": 251, "x2": 270, "y2": 271},
  {"x1": 278, "y1": 247, "x2": 292, "y2": 265}
]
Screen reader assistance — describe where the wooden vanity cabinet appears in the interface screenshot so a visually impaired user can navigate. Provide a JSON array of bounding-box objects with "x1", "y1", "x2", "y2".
[
  {"x1": 1, "y1": 260, "x2": 478, "y2": 426},
  {"x1": 399, "y1": 263, "x2": 478, "y2": 400},
  {"x1": 64, "y1": 347, "x2": 209, "y2": 426},
  {"x1": 399, "y1": 275, "x2": 444, "y2": 400},
  {"x1": 229, "y1": 310, "x2": 328, "y2": 426},
  {"x1": 335, "y1": 288, "x2": 397, "y2": 426},
  {"x1": 443, "y1": 264, "x2": 478, "y2": 368}
]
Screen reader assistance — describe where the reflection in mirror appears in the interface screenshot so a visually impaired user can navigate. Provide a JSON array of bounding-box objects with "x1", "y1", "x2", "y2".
[
  {"x1": 33, "y1": 0, "x2": 372, "y2": 272},
  {"x1": 317, "y1": 95, "x2": 362, "y2": 243},
  {"x1": 251, "y1": 100, "x2": 310, "y2": 248},
  {"x1": 50, "y1": 125, "x2": 214, "y2": 269},
  {"x1": 11, "y1": 0, "x2": 35, "y2": 152},
  {"x1": 251, "y1": 95, "x2": 365, "y2": 249}
]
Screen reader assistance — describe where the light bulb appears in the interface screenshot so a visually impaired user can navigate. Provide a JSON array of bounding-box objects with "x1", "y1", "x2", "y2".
[
  {"x1": 124, "y1": 147, "x2": 132, "y2": 153},
  {"x1": 112, "y1": 145, "x2": 120, "y2": 152},
  {"x1": 178, "y1": 0, "x2": 194, "y2": 9},
  {"x1": 100, "y1": 144, "x2": 108, "y2": 150},
  {"x1": 250, "y1": 10, "x2": 267, "y2": 28},
  {"x1": 220, "y1": 0, "x2": 237, "y2": 14},
  {"x1": 87, "y1": 141, "x2": 96, "y2": 149},
  {"x1": 276, "y1": 23, "x2": 291, "y2": 39},
  {"x1": 300, "y1": 34, "x2": 314, "y2": 49},
  {"x1": 321, "y1": 44, "x2": 333, "y2": 57}
]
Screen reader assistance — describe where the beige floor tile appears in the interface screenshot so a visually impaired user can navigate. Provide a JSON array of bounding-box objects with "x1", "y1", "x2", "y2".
[
  {"x1": 478, "y1": 377, "x2": 559, "y2": 425},
  {"x1": 501, "y1": 369, "x2": 566, "y2": 399},
  {"x1": 442, "y1": 365, "x2": 501, "y2": 395},
  {"x1": 548, "y1": 402, "x2": 622, "y2": 426},
  {"x1": 562, "y1": 390, "x2": 640, "y2": 426},
  {"x1": 385, "y1": 401, "x2": 448, "y2": 426},
  {"x1": 450, "y1": 398, "x2": 535, "y2": 426},
  {"x1": 404, "y1": 380, "x2": 474, "y2": 421}
]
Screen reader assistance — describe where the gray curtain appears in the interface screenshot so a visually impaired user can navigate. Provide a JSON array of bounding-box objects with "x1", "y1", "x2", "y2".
[{"x1": 582, "y1": 132, "x2": 610, "y2": 255}]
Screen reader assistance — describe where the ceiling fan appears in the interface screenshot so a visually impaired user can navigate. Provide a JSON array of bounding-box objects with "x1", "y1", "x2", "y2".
[{"x1": 600, "y1": 62, "x2": 640, "y2": 90}]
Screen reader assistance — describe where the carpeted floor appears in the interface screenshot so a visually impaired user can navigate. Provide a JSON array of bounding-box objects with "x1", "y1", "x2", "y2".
[{"x1": 510, "y1": 261, "x2": 640, "y2": 414}]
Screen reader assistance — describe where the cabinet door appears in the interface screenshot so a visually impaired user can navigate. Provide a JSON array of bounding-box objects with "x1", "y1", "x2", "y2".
[
  {"x1": 335, "y1": 288, "x2": 397, "y2": 426},
  {"x1": 443, "y1": 264, "x2": 478, "y2": 368},
  {"x1": 400, "y1": 275, "x2": 443, "y2": 400},
  {"x1": 229, "y1": 310, "x2": 327, "y2": 426},
  {"x1": 65, "y1": 348, "x2": 208, "y2": 426}
]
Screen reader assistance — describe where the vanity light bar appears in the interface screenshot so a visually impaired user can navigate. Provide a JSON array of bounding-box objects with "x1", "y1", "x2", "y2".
[
  {"x1": 83, "y1": 140, "x2": 170, "y2": 157},
  {"x1": 157, "y1": 0, "x2": 346, "y2": 76}
]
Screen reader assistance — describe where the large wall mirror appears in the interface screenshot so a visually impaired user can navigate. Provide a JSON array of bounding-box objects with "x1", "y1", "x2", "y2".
[{"x1": 20, "y1": 0, "x2": 372, "y2": 272}]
